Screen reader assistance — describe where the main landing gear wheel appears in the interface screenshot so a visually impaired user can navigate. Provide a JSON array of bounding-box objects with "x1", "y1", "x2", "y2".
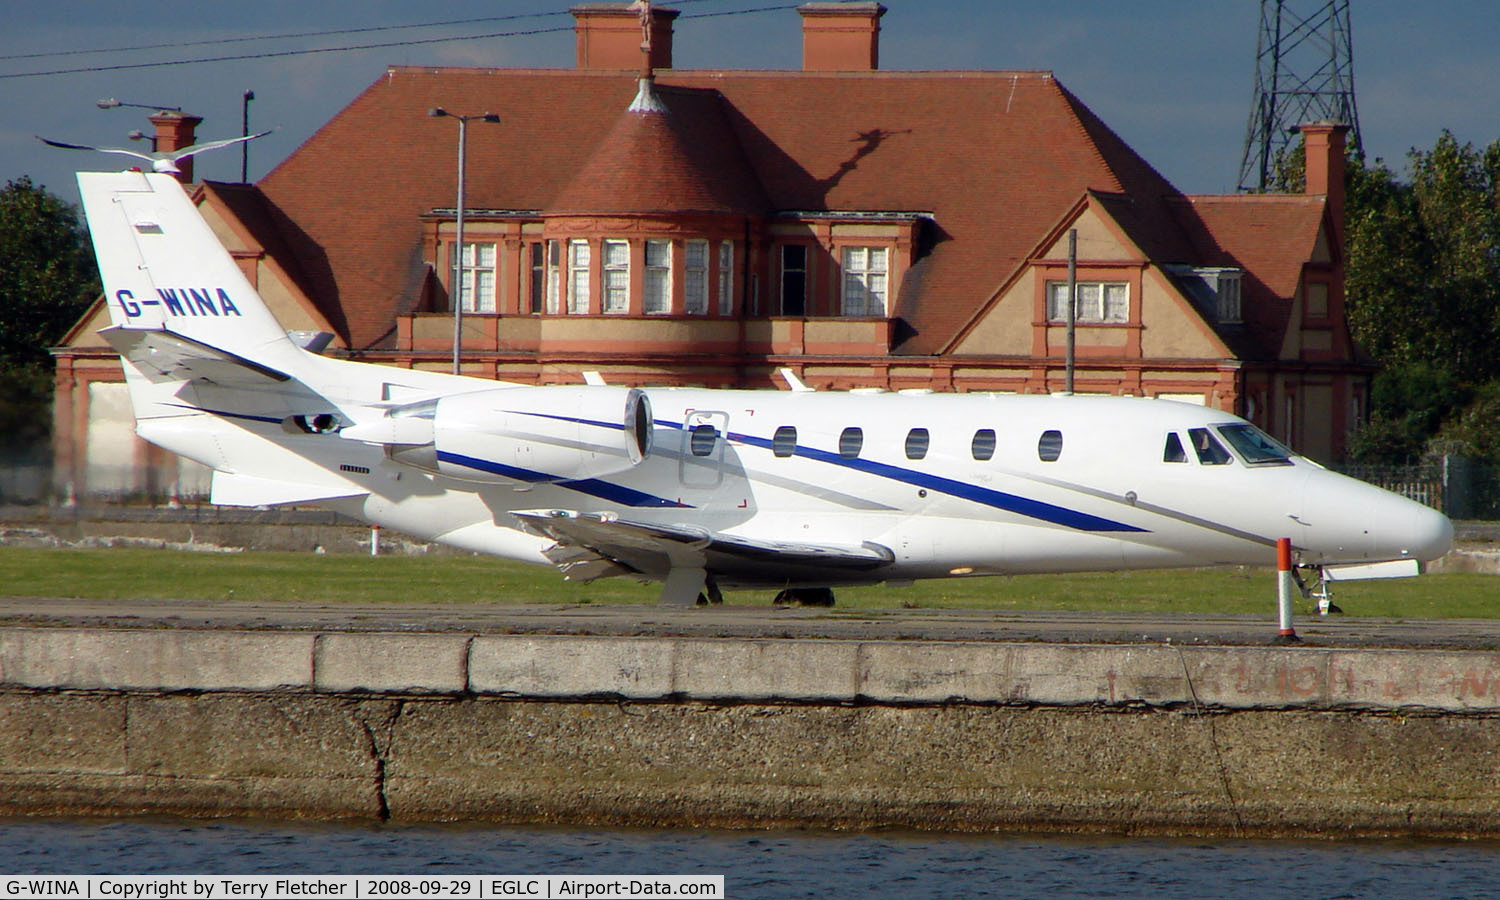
[
  {"x1": 772, "y1": 587, "x2": 835, "y2": 607},
  {"x1": 694, "y1": 578, "x2": 726, "y2": 607}
]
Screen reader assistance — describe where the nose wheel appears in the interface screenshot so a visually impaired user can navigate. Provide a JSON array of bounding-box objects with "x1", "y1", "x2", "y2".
[
  {"x1": 772, "y1": 587, "x2": 835, "y2": 607},
  {"x1": 1293, "y1": 565, "x2": 1342, "y2": 615}
]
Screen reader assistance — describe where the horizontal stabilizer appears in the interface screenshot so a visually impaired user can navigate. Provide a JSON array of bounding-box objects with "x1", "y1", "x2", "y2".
[
  {"x1": 512, "y1": 509, "x2": 892, "y2": 586},
  {"x1": 211, "y1": 471, "x2": 369, "y2": 508},
  {"x1": 101, "y1": 326, "x2": 291, "y2": 388}
]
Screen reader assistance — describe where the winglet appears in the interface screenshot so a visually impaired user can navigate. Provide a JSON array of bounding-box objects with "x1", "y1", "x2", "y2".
[{"x1": 777, "y1": 367, "x2": 815, "y2": 392}]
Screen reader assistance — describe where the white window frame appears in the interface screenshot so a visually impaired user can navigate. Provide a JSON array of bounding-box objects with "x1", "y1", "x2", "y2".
[
  {"x1": 717, "y1": 241, "x2": 734, "y2": 316},
  {"x1": 685, "y1": 240, "x2": 709, "y2": 316},
  {"x1": 527, "y1": 242, "x2": 545, "y2": 314},
  {"x1": 602, "y1": 239, "x2": 630, "y2": 314},
  {"x1": 1046, "y1": 280, "x2": 1129, "y2": 324},
  {"x1": 645, "y1": 239, "x2": 672, "y2": 315},
  {"x1": 457, "y1": 241, "x2": 497, "y2": 313},
  {"x1": 545, "y1": 240, "x2": 561, "y2": 315},
  {"x1": 841, "y1": 246, "x2": 889, "y2": 317},
  {"x1": 568, "y1": 239, "x2": 591, "y2": 314},
  {"x1": 1217, "y1": 273, "x2": 1242, "y2": 323}
]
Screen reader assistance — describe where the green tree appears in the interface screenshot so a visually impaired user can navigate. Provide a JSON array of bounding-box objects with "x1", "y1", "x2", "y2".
[
  {"x1": 0, "y1": 176, "x2": 98, "y2": 370},
  {"x1": 0, "y1": 177, "x2": 99, "y2": 470},
  {"x1": 1346, "y1": 362, "x2": 1468, "y2": 463},
  {"x1": 1275, "y1": 131, "x2": 1500, "y2": 381},
  {"x1": 1275, "y1": 131, "x2": 1500, "y2": 463},
  {"x1": 1402, "y1": 131, "x2": 1500, "y2": 375},
  {"x1": 1342, "y1": 154, "x2": 1443, "y2": 369}
]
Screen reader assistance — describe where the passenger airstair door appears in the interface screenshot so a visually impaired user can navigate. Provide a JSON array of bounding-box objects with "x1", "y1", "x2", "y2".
[{"x1": 679, "y1": 410, "x2": 729, "y2": 489}]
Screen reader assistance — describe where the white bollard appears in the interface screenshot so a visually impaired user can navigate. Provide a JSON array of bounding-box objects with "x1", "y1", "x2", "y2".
[
  {"x1": 371, "y1": 524, "x2": 381, "y2": 557},
  {"x1": 1276, "y1": 537, "x2": 1299, "y2": 642}
]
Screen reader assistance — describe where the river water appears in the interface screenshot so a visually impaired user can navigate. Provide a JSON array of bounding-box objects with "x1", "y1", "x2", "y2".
[{"x1": 2, "y1": 819, "x2": 1499, "y2": 899}]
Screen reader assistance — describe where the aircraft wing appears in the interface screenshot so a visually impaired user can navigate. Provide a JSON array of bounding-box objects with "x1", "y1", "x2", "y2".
[{"x1": 511, "y1": 509, "x2": 894, "y2": 588}]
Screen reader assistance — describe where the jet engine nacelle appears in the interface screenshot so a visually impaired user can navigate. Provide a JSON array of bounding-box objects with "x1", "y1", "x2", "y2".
[{"x1": 376, "y1": 385, "x2": 653, "y2": 485}]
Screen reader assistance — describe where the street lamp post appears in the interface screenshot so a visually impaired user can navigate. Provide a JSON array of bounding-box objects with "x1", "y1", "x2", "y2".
[
  {"x1": 97, "y1": 98, "x2": 181, "y2": 113},
  {"x1": 241, "y1": 90, "x2": 255, "y2": 183},
  {"x1": 428, "y1": 107, "x2": 500, "y2": 376},
  {"x1": 126, "y1": 130, "x2": 159, "y2": 152}
]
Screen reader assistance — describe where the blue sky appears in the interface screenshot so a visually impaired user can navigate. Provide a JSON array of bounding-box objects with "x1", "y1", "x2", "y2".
[{"x1": 3, "y1": 1, "x2": 1497, "y2": 205}]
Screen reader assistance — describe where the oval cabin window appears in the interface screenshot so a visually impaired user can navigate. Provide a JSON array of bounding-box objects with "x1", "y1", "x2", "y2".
[
  {"x1": 690, "y1": 423, "x2": 719, "y2": 457},
  {"x1": 1038, "y1": 429, "x2": 1063, "y2": 462},
  {"x1": 971, "y1": 428, "x2": 996, "y2": 461},
  {"x1": 839, "y1": 427, "x2": 864, "y2": 459},
  {"x1": 772, "y1": 425, "x2": 797, "y2": 458},
  {"x1": 905, "y1": 428, "x2": 930, "y2": 460}
]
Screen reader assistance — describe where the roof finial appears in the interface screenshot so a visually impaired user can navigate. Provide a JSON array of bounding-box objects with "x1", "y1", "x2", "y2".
[
  {"x1": 629, "y1": 0, "x2": 653, "y2": 78},
  {"x1": 626, "y1": 0, "x2": 667, "y2": 113}
]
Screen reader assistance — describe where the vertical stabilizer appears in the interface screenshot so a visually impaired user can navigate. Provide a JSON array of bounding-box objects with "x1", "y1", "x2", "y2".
[{"x1": 76, "y1": 171, "x2": 302, "y2": 371}]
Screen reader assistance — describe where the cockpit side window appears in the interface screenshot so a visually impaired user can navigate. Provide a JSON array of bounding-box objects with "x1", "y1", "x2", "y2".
[
  {"x1": 1188, "y1": 427, "x2": 1232, "y2": 465},
  {"x1": 1163, "y1": 432, "x2": 1187, "y2": 463}
]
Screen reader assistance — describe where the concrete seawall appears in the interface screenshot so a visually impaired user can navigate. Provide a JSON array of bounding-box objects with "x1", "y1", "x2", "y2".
[{"x1": 2, "y1": 628, "x2": 1498, "y2": 837}]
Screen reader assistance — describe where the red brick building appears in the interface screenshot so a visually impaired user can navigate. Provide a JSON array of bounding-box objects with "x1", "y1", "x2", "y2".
[{"x1": 53, "y1": 2, "x2": 1367, "y2": 499}]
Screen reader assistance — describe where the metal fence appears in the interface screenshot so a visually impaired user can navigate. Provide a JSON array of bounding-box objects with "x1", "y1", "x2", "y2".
[{"x1": 1336, "y1": 457, "x2": 1500, "y2": 520}]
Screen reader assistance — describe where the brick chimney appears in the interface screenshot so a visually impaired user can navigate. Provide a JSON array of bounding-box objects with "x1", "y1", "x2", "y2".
[
  {"x1": 573, "y1": 4, "x2": 678, "y2": 70},
  {"x1": 799, "y1": 2, "x2": 885, "y2": 71},
  {"x1": 1300, "y1": 121, "x2": 1349, "y2": 246},
  {"x1": 148, "y1": 110, "x2": 203, "y2": 184}
]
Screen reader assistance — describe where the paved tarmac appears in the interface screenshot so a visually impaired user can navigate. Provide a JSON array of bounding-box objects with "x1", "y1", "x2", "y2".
[{"x1": 2, "y1": 596, "x2": 1498, "y2": 650}]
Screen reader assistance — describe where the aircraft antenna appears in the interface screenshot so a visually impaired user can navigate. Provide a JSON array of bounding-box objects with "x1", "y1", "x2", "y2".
[{"x1": 1237, "y1": 0, "x2": 1361, "y2": 192}]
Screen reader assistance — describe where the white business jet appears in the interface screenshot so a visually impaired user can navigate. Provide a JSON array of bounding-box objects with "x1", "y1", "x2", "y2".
[{"x1": 77, "y1": 171, "x2": 1453, "y2": 607}]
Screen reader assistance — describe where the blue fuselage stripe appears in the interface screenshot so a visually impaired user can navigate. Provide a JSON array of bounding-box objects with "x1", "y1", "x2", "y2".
[
  {"x1": 513, "y1": 412, "x2": 1143, "y2": 532},
  {"x1": 435, "y1": 450, "x2": 688, "y2": 509},
  {"x1": 174, "y1": 404, "x2": 284, "y2": 425},
  {"x1": 724, "y1": 430, "x2": 1145, "y2": 533}
]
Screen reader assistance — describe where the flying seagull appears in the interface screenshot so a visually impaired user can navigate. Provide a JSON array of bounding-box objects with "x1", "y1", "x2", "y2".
[{"x1": 37, "y1": 129, "x2": 274, "y2": 175}]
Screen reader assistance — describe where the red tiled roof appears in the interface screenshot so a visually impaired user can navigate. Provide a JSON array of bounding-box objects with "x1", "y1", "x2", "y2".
[
  {"x1": 199, "y1": 181, "x2": 347, "y2": 341},
  {"x1": 1171, "y1": 194, "x2": 1329, "y2": 360},
  {"x1": 250, "y1": 65, "x2": 1319, "y2": 357},
  {"x1": 546, "y1": 82, "x2": 769, "y2": 216}
]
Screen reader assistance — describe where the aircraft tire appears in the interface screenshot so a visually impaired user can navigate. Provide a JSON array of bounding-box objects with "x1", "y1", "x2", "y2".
[{"x1": 773, "y1": 588, "x2": 835, "y2": 607}]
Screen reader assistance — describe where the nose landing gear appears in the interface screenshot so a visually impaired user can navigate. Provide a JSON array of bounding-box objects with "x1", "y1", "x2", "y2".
[{"x1": 1293, "y1": 565, "x2": 1342, "y2": 615}]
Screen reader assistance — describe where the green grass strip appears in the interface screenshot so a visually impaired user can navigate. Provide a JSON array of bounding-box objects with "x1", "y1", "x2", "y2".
[{"x1": 2, "y1": 546, "x2": 1494, "y2": 618}]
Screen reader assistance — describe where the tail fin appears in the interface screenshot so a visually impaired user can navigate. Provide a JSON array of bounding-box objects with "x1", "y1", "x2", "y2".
[{"x1": 76, "y1": 170, "x2": 303, "y2": 372}]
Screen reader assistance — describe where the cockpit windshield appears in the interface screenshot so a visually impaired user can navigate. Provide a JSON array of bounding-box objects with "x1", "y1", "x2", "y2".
[{"x1": 1215, "y1": 423, "x2": 1294, "y2": 465}]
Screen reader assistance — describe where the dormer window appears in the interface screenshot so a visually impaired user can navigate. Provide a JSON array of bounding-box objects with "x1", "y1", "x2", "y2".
[
  {"x1": 1167, "y1": 265, "x2": 1242, "y2": 324},
  {"x1": 842, "y1": 246, "x2": 889, "y2": 316},
  {"x1": 1214, "y1": 271, "x2": 1242, "y2": 322},
  {"x1": 1046, "y1": 281, "x2": 1128, "y2": 324},
  {"x1": 458, "y1": 242, "x2": 497, "y2": 313}
]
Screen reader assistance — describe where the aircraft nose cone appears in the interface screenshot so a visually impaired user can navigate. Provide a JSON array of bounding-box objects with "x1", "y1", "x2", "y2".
[{"x1": 1408, "y1": 502, "x2": 1455, "y2": 563}]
